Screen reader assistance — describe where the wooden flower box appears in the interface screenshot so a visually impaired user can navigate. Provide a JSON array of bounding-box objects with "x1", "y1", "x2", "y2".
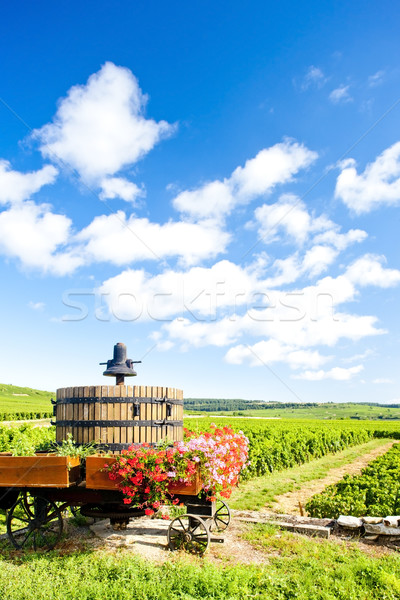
[
  {"x1": 85, "y1": 455, "x2": 202, "y2": 495},
  {"x1": 0, "y1": 454, "x2": 81, "y2": 488}
]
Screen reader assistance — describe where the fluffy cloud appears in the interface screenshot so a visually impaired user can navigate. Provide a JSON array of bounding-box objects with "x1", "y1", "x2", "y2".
[
  {"x1": 34, "y1": 62, "x2": 175, "y2": 184},
  {"x1": 99, "y1": 177, "x2": 144, "y2": 203},
  {"x1": 173, "y1": 181, "x2": 233, "y2": 220},
  {"x1": 230, "y1": 142, "x2": 317, "y2": 201},
  {"x1": 155, "y1": 268, "x2": 386, "y2": 365},
  {"x1": 0, "y1": 161, "x2": 58, "y2": 205},
  {"x1": 78, "y1": 212, "x2": 230, "y2": 266},
  {"x1": 225, "y1": 340, "x2": 329, "y2": 369},
  {"x1": 312, "y1": 228, "x2": 367, "y2": 250},
  {"x1": 329, "y1": 85, "x2": 352, "y2": 104},
  {"x1": 254, "y1": 194, "x2": 333, "y2": 245},
  {"x1": 98, "y1": 260, "x2": 263, "y2": 322},
  {"x1": 345, "y1": 254, "x2": 400, "y2": 288},
  {"x1": 173, "y1": 141, "x2": 317, "y2": 219},
  {"x1": 335, "y1": 143, "x2": 400, "y2": 213},
  {"x1": 263, "y1": 245, "x2": 339, "y2": 288},
  {"x1": 294, "y1": 364, "x2": 364, "y2": 381},
  {"x1": 301, "y1": 66, "x2": 327, "y2": 90},
  {"x1": 0, "y1": 202, "x2": 82, "y2": 275}
]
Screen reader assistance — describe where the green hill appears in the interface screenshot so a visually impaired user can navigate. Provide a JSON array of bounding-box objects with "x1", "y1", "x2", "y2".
[
  {"x1": 184, "y1": 398, "x2": 400, "y2": 420},
  {"x1": 0, "y1": 383, "x2": 54, "y2": 418}
]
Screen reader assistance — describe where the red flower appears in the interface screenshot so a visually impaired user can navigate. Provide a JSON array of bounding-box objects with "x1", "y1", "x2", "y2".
[{"x1": 145, "y1": 508, "x2": 154, "y2": 516}]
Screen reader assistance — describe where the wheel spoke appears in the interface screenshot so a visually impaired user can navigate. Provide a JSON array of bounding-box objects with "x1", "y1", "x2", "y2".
[
  {"x1": 177, "y1": 517, "x2": 188, "y2": 532},
  {"x1": 20, "y1": 528, "x2": 34, "y2": 548}
]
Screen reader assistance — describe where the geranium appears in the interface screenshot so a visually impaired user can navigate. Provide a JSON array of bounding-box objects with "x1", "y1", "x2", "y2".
[{"x1": 106, "y1": 425, "x2": 249, "y2": 512}]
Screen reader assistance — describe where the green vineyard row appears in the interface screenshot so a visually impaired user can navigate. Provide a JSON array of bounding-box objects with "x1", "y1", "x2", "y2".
[
  {"x1": 306, "y1": 442, "x2": 400, "y2": 518},
  {"x1": 0, "y1": 411, "x2": 52, "y2": 422},
  {"x1": 2, "y1": 418, "x2": 400, "y2": 478},
  {"x1": 187, "y1": 418, "x2": 400, "y2": 480},
  {"x1": 0, "y1": 424, "x2": 55, "y2": 455}
]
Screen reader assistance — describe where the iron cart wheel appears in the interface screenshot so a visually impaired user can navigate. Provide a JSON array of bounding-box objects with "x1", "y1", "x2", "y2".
[
  {"x1": 23, "y1": 490, "x2": 78, "y2": 519},
  {"x1": 7, "y1": 494, "x2": 63, "y2": 550},
  {"x1": 167, "y1": 514, "x2": 210, "y2": 554},
  {"x1": 209, "y1": 499, "x2": 231, "y2": 532}
]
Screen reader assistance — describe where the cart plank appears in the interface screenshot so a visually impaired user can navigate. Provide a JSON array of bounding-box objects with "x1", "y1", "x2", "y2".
[{"x1": 0, "y1": 454, "x2": 80, "y2": 488}]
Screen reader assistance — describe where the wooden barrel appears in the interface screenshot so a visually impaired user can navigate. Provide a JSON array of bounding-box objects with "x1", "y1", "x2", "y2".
[{"x1": 54, "y1": 385, "x2": 184, "y2": 453}]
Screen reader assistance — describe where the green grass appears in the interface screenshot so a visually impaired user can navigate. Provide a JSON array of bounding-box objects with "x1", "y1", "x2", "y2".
[
  {"x1": 0, "y1": 542, "x2": 399, "y2": 599},
  {"x1": 0, "y1": 383, "x2": 54, "y2": 415},
  {"x1": 229, "y1": 438, "x2": 393, "y2": 510},
  {"x1": 241, "y1": 522, "x2": 400, "y2": 599}
]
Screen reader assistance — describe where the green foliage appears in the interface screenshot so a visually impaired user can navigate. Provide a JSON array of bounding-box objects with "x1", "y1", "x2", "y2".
[
  {"x1": 0, "y1": 411, "x2": 52, "y2": 421},
  {"x1": 187, "y1": 417, "x2": 392, "y2": 481},
  {"x1": 0, "y1": 546, "x2": 400, "y2": 599},
  {"x1": 306, "y1": 443, "x2": 400, "y2": 518},
  {"x1": 49, "y1": 433, "x2": 99, "y2": 459},
  {"x1": 229, "y1": 438, "x2": 392, "y2": 510},
  {"x1": 0, "y1": 424, "x2": 55, "y2": 455}
]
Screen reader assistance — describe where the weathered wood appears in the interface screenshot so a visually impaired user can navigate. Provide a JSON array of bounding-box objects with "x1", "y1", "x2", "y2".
[
  {"x1": 55, "y1": 386, "x2": 184, "y2": 452},
  {"x1": 0, "y1": 455, "x2": 80, "y2": 488}
]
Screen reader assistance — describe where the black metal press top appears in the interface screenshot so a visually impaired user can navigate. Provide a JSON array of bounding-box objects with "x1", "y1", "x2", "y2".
[{"x1": 100, "y1": 342, "x2": 141, "y2": 385}]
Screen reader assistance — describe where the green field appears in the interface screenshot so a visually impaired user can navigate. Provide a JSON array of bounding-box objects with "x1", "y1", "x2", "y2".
[
  {"x1": 185, "y1": 401, "x2": 400, "y2": 420},
  {"x1": 0, "y1": 543, "x2": 400, "y2": 600},
  {"x1": 0, "y1": 383, "x2": 54, "y2": 417},
  {"x1": 1, "y1": 417, "x2": 400, "y2": 598},
  {"x1": 2, "y1": 383, "x2": 400, "y2": 422}
]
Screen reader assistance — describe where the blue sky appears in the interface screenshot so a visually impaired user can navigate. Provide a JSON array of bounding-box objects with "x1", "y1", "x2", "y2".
[{"x1": 0, "y1": 1, "x2": 400, "y2": 402}]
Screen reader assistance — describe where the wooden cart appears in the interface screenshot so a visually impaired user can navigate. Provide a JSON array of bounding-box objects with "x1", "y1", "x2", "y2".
[{"x1": 0, "y1": 454, "x2": 230, "y2": 554}]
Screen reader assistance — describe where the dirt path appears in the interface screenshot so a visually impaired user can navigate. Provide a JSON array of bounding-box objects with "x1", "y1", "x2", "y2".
[{"x1": 272, "y1": 441, "x2": 396, "y2": 516}]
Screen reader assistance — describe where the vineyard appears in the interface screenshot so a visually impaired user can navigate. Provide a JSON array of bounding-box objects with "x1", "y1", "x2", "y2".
[
  {"x1": 1, "y1": 417, "x2": 400, "y2": 599},
  {"x1": 2, "y1": 417, "x2": 400, "y2": 472},
  {"x1": 306, "y1": 443, "x2": 400, "y2": 518},
  {"x1": 187, "y1": 417, "x2": 400, "y2": 480}
]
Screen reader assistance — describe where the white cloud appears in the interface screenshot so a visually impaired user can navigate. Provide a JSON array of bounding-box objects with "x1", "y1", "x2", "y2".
[
  {"x1": 335, "y1": 143, "x2": 400, "y2": 213},
  {"x1": 329, "y1": 85, "x2": 352, "y2": 104},
  {"x1": 254, "y1": 195, "x2": 334, "y2": 245},
  {"x1": 34, "y1": 62, "x2": 175, "y2": 184},
  {"x1": 0, "y1": 202, "x2": 82, "y2": 275},
  {"x1": 301, "y1": 245, "x2": 338, "y2": 277},
  {"x1": 294, "y1": 364, "x2": 364, "y2": 381},
  {"x1": 368, "y1": 70, "x2": 385, "y2": 87},
  {"x1": 301, "y1": 66, "x2": 327, "y2": 90},
  {"x1": 173, "y1": 181, "x2": 233, "y2": 220},
  {"x1": 345, "y1": 254, "x2": 400, "y2": 288},
  {"x1": 225, "y1": 340, "x2": 329, "y2": 369},
  {"x1": 0, "y1": 161, "x2": 58, "y2": 205},
  {"x1": 313, "y1": 228, "x2": 367, "y2": 250},
  {"x1": 98, "y1": 260, "x2": 263, "y2": 322},
  {"x1": 263, "y1": 245, "x2": 339, "y2": 288},
  {"x1": 373, "y1": 378, "x2": 393, "y2": 384},
  {"x1": 230, "y1": 142, "x2": 317, "y2": 201},
  {"x1": 156, "y1": 270, "x2": 383, "y2": 350},
  {"x1": 78, "y1": 212, "x2": 230, "y2": 266},
  {"x1": 99, "y1": 177, "x2": 144, "y2": 204},
  {"x1": 173, "y1": 141, "x2": 317, "y2": 219},
  {"x1": 28, "y1": 301, "x2": 45, "y2": 310}
]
